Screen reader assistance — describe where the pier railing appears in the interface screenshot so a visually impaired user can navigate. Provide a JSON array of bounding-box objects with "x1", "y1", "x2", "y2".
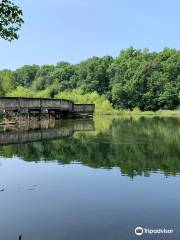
[{"x1": 73, "y1": 104, "x2": 95, "y2": 116}]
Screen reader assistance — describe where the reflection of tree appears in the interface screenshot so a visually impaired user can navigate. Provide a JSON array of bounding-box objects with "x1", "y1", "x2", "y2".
[{"x1": 1, "y1": 117, "x2": 180, "y2": 178}]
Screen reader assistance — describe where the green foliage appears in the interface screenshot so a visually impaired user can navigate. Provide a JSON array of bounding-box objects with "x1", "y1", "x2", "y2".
[
  {"x1": 0, "y1": 82, "x2": 5, "y2": 96},
  {"x1": 76, "y1": 56, "x2": 113, "y2": 94},
  {"x1": 1, "y1": 47, "x2": 180, "y2": 111},
  {"x1": 0, "y1": 69, "x2": 15, "y2": 93},
  {"x1": 110, "y1": 47, "x2": 180, "y2": 110},
  {"x1": 7, "y1": 86, "x2": 36, "y2": 97},
  {"x1": 14, "y1": 65, "x2": 40, "y2": 88},
  {"x1": 56, "y1": 90, "x2": 113, "y2": 113},
  {"x1": 0, "y1": 0, "x2": 24, "y2": 41}
]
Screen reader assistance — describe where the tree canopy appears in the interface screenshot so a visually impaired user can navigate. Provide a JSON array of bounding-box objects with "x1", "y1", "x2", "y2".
[
  {"x1": 0, "y1": 47, "x2": 180, "y2": 111},
  {"x1": 0, "y1": 0, "x2": 23, "y2": 41}
]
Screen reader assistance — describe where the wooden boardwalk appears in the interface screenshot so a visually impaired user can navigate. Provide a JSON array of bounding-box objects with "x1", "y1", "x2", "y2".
[{"x1": 0, "y1": 97, "x2": 95, "y2": 118}]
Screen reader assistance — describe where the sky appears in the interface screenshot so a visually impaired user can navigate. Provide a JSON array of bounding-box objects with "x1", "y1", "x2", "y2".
[{"x1": 0, "y1": 0, "x2": 180, "y2": 70}]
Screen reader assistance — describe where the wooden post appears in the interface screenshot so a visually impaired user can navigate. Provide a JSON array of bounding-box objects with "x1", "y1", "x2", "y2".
[{"x1": 28, "y1": 110, "x2": 30, "y2": 121}]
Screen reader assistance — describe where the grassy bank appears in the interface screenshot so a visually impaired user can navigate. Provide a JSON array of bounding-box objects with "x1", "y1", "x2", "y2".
[{"x1": 95, "y1": 108, "x2": 180, "y2": 116}]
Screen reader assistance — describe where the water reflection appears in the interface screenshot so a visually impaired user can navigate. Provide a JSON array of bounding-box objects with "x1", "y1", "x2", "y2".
[
  {"x1": 0, "y1": 116, "x2": 180, "y2": 240},
  {"x1": 0, "y1": 116, "x2": 180, "y2": 178},
  {"x1": 0, "y1": 118, "x2": 95, "y2": 145}
]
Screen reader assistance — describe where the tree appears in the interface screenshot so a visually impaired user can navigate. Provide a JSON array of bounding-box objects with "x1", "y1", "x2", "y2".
[
  {"x1": 77, "y1": 56, "x2": 113, "y2": 95},
  {"x1": 0, "y1": 47, "x2": 179, "y2": 110},
  {"x1": 0, "y1": 0, "x2": 23, "y2": 41},
  {"x1": 14, "y1": 65, "x2": 40, "y2": 88},
  {"x1": 0, "y1": 69, "x2": 15, "y2": 93}
]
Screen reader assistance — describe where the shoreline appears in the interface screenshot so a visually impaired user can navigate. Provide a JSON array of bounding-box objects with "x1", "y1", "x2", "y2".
[{"x1": 94, "y1": 109, "x2": 180, "y2": 116}]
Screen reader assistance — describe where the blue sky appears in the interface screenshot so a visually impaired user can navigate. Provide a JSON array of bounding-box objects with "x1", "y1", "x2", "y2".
[{"x1": 1, "y1": 0, "x2": 180, "y2": 69}]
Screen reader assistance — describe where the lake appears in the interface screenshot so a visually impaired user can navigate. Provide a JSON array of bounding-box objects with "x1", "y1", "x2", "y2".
[{"x1": 0, "y1": 116, "x2": 180, "y2": 240}]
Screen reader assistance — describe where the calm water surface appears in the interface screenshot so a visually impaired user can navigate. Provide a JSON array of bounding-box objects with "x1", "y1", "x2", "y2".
[{"x1": 0, "y1": 117, "x2": 180, "y2": 240}]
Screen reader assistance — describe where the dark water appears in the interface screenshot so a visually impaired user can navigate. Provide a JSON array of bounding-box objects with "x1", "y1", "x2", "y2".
[{"x1": 0, "y1": 116, "x2": 180, "y2": 240}]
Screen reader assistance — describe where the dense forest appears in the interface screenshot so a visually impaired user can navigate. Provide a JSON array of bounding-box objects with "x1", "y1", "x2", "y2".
[{"x1": 0, "y1": 47, "x2": 180, "y2": 111}]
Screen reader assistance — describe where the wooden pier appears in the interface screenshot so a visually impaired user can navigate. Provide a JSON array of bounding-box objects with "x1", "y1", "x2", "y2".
[{"x1": 0, "y1": 97, "x2": 95, "y2": 118}]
